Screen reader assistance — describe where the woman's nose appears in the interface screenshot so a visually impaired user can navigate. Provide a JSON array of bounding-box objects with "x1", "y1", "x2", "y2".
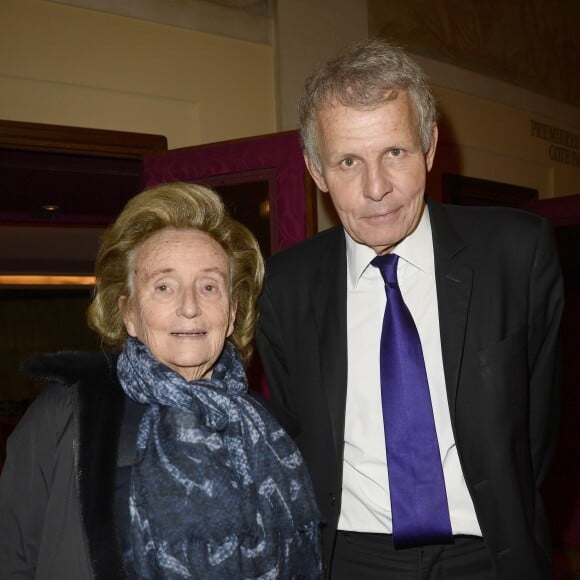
[{"x1": 177, "y1": 290, "x2": 200, "y2": 318}]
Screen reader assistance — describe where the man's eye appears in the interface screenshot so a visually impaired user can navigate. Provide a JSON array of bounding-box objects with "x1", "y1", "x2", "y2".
[
  {"x1": 390, "y1": 148, "x2": 403, "y2": 157},
  {"x1": 204, "y1": 284, "x2": 217, "y2": 292},
  {"x1": 155, "y1": 284, "x2": 169, "y2": 293},
  {"x1": 341, "y1": 157, "x2": 356, "y2": 168}
]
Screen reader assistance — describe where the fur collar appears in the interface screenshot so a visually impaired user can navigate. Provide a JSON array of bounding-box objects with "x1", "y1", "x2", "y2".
[
  {"x1": 23, "y1": 350, "x2": 128, "y2": 580},
  {"x1": 22, "y1": 350, "x2": 118, "y2": 384}
]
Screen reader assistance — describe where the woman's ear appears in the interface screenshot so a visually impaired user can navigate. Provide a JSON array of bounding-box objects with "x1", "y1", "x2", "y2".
[
  {"x1": 227, "y1": 300, "x2": 238, "y2": 338},
  {"x1": 118, "y1": 295, "x2": 137, "y2": 337}
]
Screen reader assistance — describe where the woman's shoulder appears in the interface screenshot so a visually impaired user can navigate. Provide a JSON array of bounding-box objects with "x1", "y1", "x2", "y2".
[
  {"x1": 11, "y1": 352, "x2": 109, "y2": 433},
  {"x1": 22, "y1": 350, "x2": 119, "y2": 386},
  {"x1": 18, "y1": 350, "x2": 122, "y2": 435}
]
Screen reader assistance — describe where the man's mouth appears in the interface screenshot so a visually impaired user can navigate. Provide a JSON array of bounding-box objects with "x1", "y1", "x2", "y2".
[{"x1": 364, "y1": 207, "x2": 400, "y2": 221}]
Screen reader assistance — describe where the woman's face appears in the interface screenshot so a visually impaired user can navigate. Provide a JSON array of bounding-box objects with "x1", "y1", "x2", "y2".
[{"x1": 120, "y1": 228, "x2": 236, "y2": 381}]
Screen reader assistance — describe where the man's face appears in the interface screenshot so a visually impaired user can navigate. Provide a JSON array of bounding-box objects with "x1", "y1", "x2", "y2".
[{"x1": 305, "y1": 92, "x2": 437, "y2": 255}]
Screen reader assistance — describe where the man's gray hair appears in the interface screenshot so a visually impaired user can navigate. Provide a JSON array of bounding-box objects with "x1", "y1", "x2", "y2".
[{"x1": 298, "y1": 38, "x2": 438, "y2": 170}]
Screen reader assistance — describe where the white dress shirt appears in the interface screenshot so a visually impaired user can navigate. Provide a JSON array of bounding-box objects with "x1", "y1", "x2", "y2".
[{"x1": 337, "y1": 206, "x2": 482, "y2": 536}]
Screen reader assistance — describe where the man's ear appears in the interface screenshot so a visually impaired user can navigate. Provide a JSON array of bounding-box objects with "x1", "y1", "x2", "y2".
[
  {"x1": 118, "y1": 295, "x2": 137, "y2": 337},
  {"x1": 304, "y1": 154, "x2": 329, "y2": 192},
  {"x1": 425, "y1": 123, "x2": 438, "y2": 172}
]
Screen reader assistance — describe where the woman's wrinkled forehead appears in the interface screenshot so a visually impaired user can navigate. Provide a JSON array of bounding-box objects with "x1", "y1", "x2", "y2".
[{"x1": 125, "y1": 227, "x2": 233, "y2": 295}]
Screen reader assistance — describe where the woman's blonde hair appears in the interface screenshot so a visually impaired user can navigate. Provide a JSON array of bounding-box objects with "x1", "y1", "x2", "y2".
[{"x1": 87, "y1": 182, "x2": 264, "y2": 363}]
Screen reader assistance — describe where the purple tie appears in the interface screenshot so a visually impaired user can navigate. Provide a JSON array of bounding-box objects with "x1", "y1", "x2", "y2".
[{"x1": 372, "y1": 253, "x2": 452, "y2": 549}]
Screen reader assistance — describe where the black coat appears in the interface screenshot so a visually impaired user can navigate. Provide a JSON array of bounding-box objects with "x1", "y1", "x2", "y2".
[
  {"x1": 256, "y1": 198, "x2": 564, "y2": 579},
  {"x1": 0, "y1": 351, "x2": 128, "y2": 579}
]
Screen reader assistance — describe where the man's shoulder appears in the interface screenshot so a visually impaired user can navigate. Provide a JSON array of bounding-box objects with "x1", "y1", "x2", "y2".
[
  {"x1": 266, "y1": 225, "x2": 344, "y2": 273},
  {"x1": 434, "y1": 199, "x2": 546, "y2": 225},
  {"x1": 430, "y1": 199, "x2": 550, "y2": 241}
]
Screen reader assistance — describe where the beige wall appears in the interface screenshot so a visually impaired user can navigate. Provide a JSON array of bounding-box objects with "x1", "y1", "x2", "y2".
[
  {"x1": 0, "y1": 0, "x2": 275, "y2": 148},
  {"x1": 275, "y1": 0, "x2": 368, "y2": 131},
  {"x1": 430, "y1": 86, "x2": 580, "y2": 199},
  {"x1": 419, "y1": 54, "x2": 580, "y2": 200},
  {"x1": 272, "y1": 3, "x2": 580, "y2": 231},
  {"x1": 316, "y1": 85, "x2": 580, "y2": 231},
  {"x1": 1, "y1": 0, "x2": 578, "y2": 231},
  {"x1": 315, "y1": 49, "x2": 580, "y2": 231}
]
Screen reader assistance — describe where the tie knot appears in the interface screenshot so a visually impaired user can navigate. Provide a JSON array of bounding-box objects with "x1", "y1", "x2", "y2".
[{"x1": 372, "y1": 253, "x2": 399, "y2": 286}]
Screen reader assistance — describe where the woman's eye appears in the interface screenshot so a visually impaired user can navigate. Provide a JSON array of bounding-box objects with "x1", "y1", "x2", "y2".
[
  {"x1": 203, "y1": 284, "x2": 223, "y2": 296},
  {"x1": 155, "y1": 284, "x2": 170, "y2": 293}
]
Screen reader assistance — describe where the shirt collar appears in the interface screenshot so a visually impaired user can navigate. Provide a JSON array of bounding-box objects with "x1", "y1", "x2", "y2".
[{"x1": 346, "y1": 204, "x2": 434, "y2": 288}]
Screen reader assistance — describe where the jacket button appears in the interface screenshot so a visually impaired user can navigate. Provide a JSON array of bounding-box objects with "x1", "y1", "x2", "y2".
[{"x1": 329, "y1": 493, "x2": 337, "y2": 506}]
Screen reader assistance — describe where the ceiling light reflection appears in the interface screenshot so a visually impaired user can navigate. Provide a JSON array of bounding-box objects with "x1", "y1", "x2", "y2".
[{"x1": 0, "y1": 275, "x2": 95, "y2": 286}]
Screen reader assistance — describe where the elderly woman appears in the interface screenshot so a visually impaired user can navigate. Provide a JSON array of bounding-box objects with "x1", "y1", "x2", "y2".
[{"x1": 0, "y1": 182, "x2": 322, "y2": 579}]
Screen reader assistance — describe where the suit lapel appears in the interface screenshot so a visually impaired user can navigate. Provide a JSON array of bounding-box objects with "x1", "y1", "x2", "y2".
[
  {"x1": 310, "y1": 227, "x2": 349, "y2": 463},
  {"x1": 428, "y1": 200, "x2": 473, "y2": 416}
]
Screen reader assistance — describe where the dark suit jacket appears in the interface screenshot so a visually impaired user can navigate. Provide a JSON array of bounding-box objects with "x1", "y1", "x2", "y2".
[{"x1": 256, "y1": 198, "x2": 564, "y2": 579}]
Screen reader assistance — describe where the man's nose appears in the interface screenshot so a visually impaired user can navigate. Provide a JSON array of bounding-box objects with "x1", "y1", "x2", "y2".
[{"x1": 363, "y1": 162, "x2": 393, "y2": 201}]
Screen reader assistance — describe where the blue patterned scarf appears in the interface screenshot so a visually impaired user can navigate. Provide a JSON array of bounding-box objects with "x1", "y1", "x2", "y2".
[{"x1": 117, "y1": 338, "x2": 322, "y2": 579}]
